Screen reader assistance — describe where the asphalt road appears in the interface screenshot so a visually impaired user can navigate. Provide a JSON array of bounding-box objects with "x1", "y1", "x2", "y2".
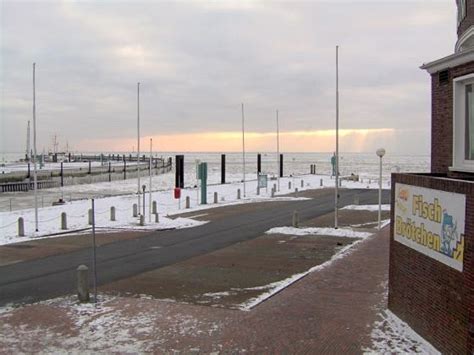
[{"x1": 0, "y1": 188, "x2": 390, "y2": 307}]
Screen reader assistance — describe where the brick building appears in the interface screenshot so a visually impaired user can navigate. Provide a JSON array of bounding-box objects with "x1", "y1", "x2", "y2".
[{"x1": 389, "y1": 1, "x2": 474, "y2": 354}]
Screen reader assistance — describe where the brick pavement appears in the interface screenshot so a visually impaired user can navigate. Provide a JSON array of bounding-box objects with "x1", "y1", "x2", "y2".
[{"x1": 0, "y1": 226, "x2": 390, "y2": 354}]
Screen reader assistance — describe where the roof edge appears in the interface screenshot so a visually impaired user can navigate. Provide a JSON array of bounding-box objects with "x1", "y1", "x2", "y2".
[{"x1": 420, "y1": 48, "x2": 474, "y2": 74}]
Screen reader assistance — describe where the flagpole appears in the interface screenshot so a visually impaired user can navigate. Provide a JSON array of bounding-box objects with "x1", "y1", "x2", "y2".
[
  {"x1": 335, "y1": 46, "x2": 340, "y2": 229},
  {"x1": 276, "y1": 109, "x2": 280, "y2": 192},
  {"x1": 241, "y1": 103, "x2": 246, "y2": 198},
  {"x1": 137, "y1": 82, "x2": 141, "y2": 215},
  {"x1": 33, "y1": 63, "x2": 39, "y2": 232},
  {"x1": 149, "y1": 138, "x2": 152, "y2": 223}
]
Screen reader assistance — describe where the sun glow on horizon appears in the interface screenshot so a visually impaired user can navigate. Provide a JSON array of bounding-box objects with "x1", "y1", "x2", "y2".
[{"x1": 76, "y1": 128, "x2": 396, "y2": 153}]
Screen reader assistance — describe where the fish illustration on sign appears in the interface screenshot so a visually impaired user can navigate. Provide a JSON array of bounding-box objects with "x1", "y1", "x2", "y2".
[{"x1": 441, "y1": 210, "x2": 458, "y2": 257}]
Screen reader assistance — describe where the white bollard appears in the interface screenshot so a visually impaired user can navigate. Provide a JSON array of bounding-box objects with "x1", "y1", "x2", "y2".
[
  {"x1": 88, "y1": 209, "x2": 93, "y2": 225},
  {"x1": 292, "y1": 210, "x2": 299, "y2": 228},
  {"x1": 288, "y1": 181, "x2": 292, "y2": 190},
  {"x1": 61, "y1": 212, "x2": 67, "y2": 230},
  {"x1": 154, "y1": 213, "x2": 159, "y2": 223},
  {"x1": 110, "y1": 206, "x2": 116, "y2": 221},
  {"x1": 214, "y1": 192, "x2": 218, "y2": 204},
  {"x1": 186, "y1": 196, "x2": 190, "y2": 209},
  {"x1": 133, "y1": 204, "x2": 138, "y2": 217},
  {"x1": 18, "y1": 217, "x2": 25, "y2": 237},
  {"x1": 320, "y1": 179, "x2": 323, "y2": 187},
  {"x1": 140, "y1": 215, "x2": 145, "y2": 226}
]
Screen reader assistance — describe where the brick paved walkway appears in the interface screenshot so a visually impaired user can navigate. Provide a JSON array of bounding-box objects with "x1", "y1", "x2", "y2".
[{"x1": 0, "y1": 226, "x2": 390, "y2": 354}]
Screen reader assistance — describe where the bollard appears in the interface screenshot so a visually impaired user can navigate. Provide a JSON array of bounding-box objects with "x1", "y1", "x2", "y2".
[
  {"x1": 339, "y1": 179, "x2": 342, "y2": 187},
  {"x1": 288, "y1": 181, "x2": 292, "y2": 190},
  {"x1": 271, "y1": 187, "x2": 275, "y2": 198},
  {"x1": 273, "y1": 183, "x2": 277, "y2": 192},
  {"x1": 133, "y1": 204, "x2": 138, "y2": 217},
  {"x1": 320, "y1": 178, "x2": 323, "y2": 187},
  {"x1": 88, "y1": 209, "x2": 93, "y2": 225},
  {"x1": 354, "y1": 195, "x2": 360, "y2": 205},
  {"x1": 214, "y1": 192, "x2": 218, "y2": 204},
  {"x1": 140, "y1": 215, "x2": 145, "y2": 226},
  {"x1": 237, "y1": 189, "x2": 241, "y2": 200},
  {"x1": 301, "y1": 180, "x2": 304, "y2": 188},
  {"x1": 61, "y1": 212, "x2": 67, "y2": 230},
  {"x1": 185, "y1": 196, "x2": 190, "y2": 209},
  {"x1": 18, "y1": 217, "x2": 25, "y2": 237},
  {"x1": 292, "y1": 210, "x2": 299, "y2": 228},
  {"x1": 77, "y1": 265, "x2": 90, "y2": 303},
  {"x1": 295, "y1": 188, "x2": 298, "y2": 194},
  {"x1": 110, "y1": 206, "x2": 116, "y2": 221},
  {"x1": 152, "y1": 201, "x2": 157, "y2": 214},
  {"x1": 154, "y1": 213, "x2": 159, "y2": 223}
]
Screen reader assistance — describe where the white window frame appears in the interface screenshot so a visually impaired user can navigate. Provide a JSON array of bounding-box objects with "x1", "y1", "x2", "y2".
[{"x1": 451, "y1": 73, "x2": 474, "y2": 172}]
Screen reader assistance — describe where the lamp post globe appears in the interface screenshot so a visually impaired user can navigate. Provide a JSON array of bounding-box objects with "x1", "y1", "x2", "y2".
[{"x1": 376, "y1": 148, "x2": 386, "y2": 158}]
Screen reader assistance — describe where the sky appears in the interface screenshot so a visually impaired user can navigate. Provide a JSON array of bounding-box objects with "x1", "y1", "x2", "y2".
[{"x1": 0, "y1": 0, "x2": 457, "y2": 154}]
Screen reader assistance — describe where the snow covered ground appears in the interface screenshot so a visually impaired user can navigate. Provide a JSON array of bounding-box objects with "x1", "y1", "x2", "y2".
[
  {"x1": 265, "y1": 226, "x2": 372, "y2": 239},
  {"x1": 0, "y1": 174, "x2": 390, "y2": 245},
  {"x1": 365, "y1": 310, "x2": 440, "y2": 354}
]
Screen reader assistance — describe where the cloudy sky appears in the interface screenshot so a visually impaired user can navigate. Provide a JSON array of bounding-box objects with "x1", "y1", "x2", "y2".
[{"x1": 1, "y1": 0, "x2": 456, "y2": 154}]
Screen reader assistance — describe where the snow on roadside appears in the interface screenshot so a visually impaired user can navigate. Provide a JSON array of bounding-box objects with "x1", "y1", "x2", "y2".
[
  {"x1": 0, "y1": 173, "x2": 387, "y2": 245},
  {"x1": 342, "y1": 204, "x2": 390, "y2": 211},
  {"x1": 265, "y1": 226, "x2": 372, "y2": 239},
  {"x1": 364, "y1": 310, "x2": 440, "y2": 354}
]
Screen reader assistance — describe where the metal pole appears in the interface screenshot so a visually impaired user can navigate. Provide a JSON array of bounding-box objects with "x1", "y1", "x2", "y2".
[
  {"x1": 137, "y1": 82, "x2": 141, "y2": 215},
  {"x1": 276, "y1": 109, "x2": 280, "y2": 192},
  {"x1": 241, "y1": 103, "x2": 246, "y2": 197},
  {"x1": 378, "y1": 156, "x2": 382, "y2": 229},
  {"x1": 335, "y1": 46, "x2": 339, "y2": 229},
  {"x1": 33, "y1": 63, "x2": 39, "y2": 232},
  {"x1": 91, "y1": 198, "x2": 97, "y2": 303},
  {"x1": 149, "y1": 138, "x2": 152, "y2": 223}
]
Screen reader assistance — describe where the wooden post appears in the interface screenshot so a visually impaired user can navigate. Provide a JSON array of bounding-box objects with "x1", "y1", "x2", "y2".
[
  {"x1": 292, "y1": 210, "x2": 299, "y2": 228},
  {"x1": 18, "y1": 217, "x2": 25, "y2": 237},
  {"x1": 77, "y1": 265, "x2": 90, "y2": 303},
  {"x1": 88, "y1": 209, "x2": 93, "y2": 225},
  {"x1": 61, "y1": 212, "x2": 67, "y2": 230}
]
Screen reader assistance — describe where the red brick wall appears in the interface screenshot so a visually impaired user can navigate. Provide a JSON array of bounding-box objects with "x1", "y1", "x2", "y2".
[
  {"x1": 458, "y1": 0, "x2": 474, "y2": 38},
  {"x1": 430, "y1": 61, "x2": 474, "y2": 174},
  {"x1": 389, "y1": 173, "x2": 473, "y2": 354}
]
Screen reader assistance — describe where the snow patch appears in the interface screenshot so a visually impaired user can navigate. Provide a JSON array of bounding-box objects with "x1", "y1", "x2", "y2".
[
  {"x1": 265, "y1": 226, "x2": 372, "y2": 239},
  {"x1": 342, "y1": 204, "x2": 390, "y2": 211}
]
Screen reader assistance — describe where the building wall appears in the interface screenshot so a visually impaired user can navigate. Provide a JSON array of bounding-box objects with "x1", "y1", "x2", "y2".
[
  {"x1": 389, "y1": 173, "x2": 473, "y2": 354},
  {"x1": 458, "y1": 0, "x2": 474, "y2": 38},
  {"x1": 431, "y1": 61, "x2": 474, "y2": 174}
]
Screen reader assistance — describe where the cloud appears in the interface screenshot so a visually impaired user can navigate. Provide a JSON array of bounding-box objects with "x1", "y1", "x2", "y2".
[{"x1": 0, "y1": 0, "x2": 454, "y2": 154}]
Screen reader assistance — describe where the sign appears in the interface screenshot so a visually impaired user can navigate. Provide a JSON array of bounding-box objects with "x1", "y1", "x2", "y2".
[
  {"x1": 258, "y1": 174, "x2": 268, "y2": 188},
  {"x1": 394, "y1": 183, "x2": 465, "y2": 271},
  {"x1": 174, "y1": 187, "x2": 181, "y2": 199}
]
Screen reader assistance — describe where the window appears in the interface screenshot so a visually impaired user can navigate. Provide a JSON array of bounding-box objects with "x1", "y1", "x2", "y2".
[{"x1": 452, "y1": 74, "x2": 474, "y2": 172}]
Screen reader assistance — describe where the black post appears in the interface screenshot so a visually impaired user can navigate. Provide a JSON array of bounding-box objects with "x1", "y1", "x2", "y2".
[
  {"x1": 108, "y1": 162, "x2": 111, "y2": 182},
  {"x1": 123, "y1": 160, "x2": 127, "y2": 180},
  {"x1": 221, "y1": 154, "x2": 226, "y2": 184},
  {"x1": 60, "y1": 162, "x2": 64, "y2": 187},
  {"x1": 175, "y1": 155, "x2": 184, "y2": 188},
  {"x1": 279, "y1": 154, "x2": 283, "y2": 177},
  {"x1": 88, "y1": 161, "x2": 91, "y2": 174},
  {"x1": 27, "y1": 163, "x2": 30, "y2": 179},
  {"x1": 257, "y1": 153, "x2": 261, "y2": 175},
  {"x1": 68, "y1": 152, "x2": 71, "y2": 162}
]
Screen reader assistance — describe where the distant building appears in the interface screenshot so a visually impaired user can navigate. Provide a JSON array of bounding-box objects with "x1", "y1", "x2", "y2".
[{"x1": 389, "y1": 1, "x2": 474, "y2": 354}]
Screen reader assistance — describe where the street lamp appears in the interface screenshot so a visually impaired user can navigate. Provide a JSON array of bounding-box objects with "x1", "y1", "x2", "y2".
[{"x1": 376, "y1": 148, "x2": 386, "y2": 230}]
